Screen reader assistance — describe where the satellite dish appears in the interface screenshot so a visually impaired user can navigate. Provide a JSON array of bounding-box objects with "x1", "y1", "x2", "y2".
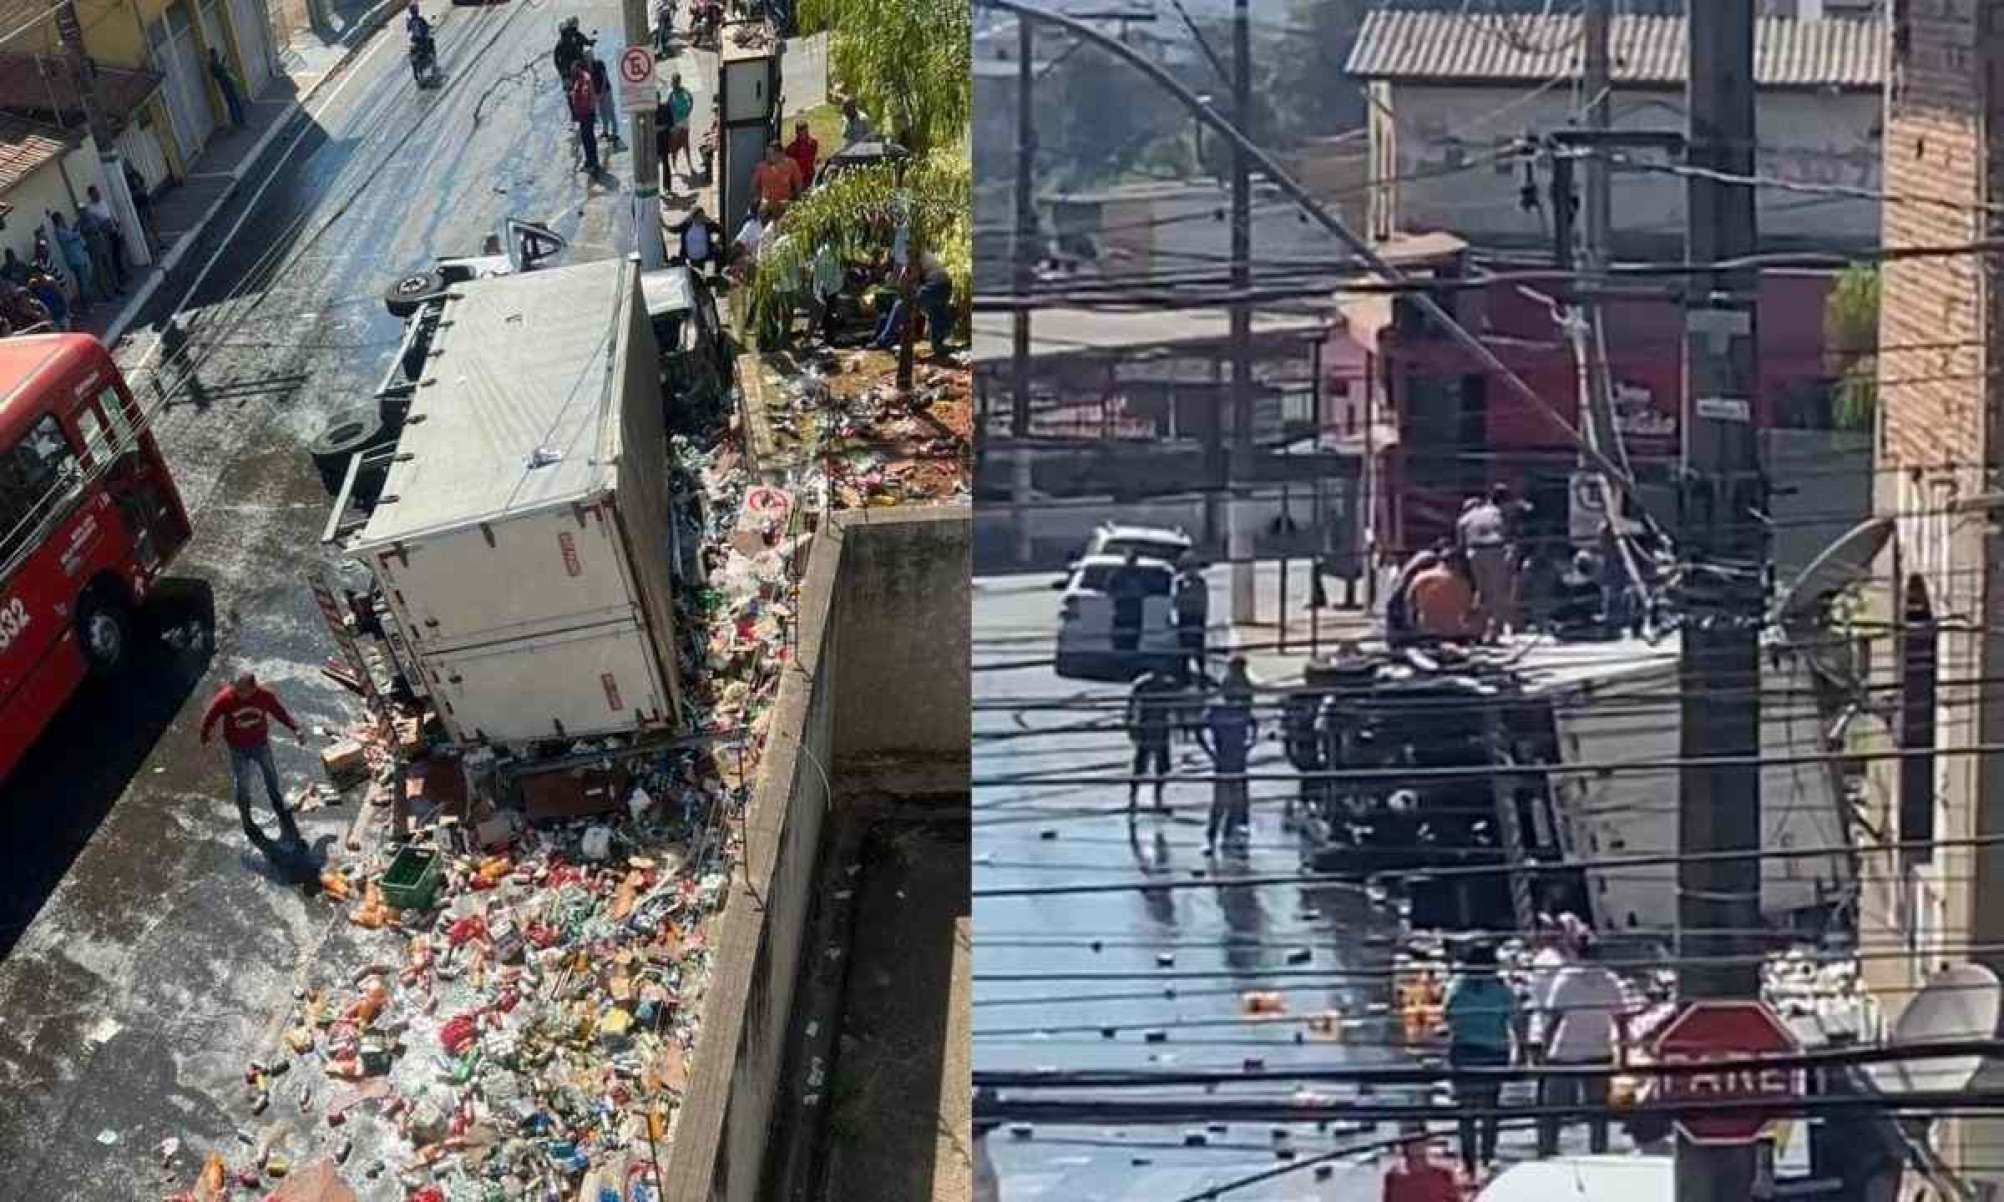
[
  {"x1": 1867, "y1": 963, "x2": 2002, "y2": 1095},
  {"x1": 1771, "y1": 514, "x2": 1894, "y2": 627}
]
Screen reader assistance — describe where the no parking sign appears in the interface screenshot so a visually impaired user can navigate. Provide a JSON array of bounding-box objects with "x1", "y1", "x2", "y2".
[{"x1": 617, "y1": 45, "x2": 656, "y2": 109}]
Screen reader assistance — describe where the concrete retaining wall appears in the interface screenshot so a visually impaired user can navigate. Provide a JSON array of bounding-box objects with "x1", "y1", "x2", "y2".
[{"x1": 665, "y1": 504, "x2": 971, "y2": 1202}]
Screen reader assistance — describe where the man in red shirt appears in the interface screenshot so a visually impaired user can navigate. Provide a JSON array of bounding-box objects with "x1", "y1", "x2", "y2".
[
  {"x1": 786, "y1": 120, "x2": 819, "y2": 189},
  {"x1": 1382, "y1": 1122, "x2": 1462, "y2": 1202},
  {"x1": 200, "y1": 670, "x2": 306, "y2": 853}
]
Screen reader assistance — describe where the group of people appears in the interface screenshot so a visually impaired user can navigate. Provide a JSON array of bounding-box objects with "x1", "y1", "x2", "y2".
[
  {"x1": 1385, "y1": 484, "x2": 1528, "y2": 646},
  {"x1": 554, "y1": 16, "x2": 623, "y2": 176},
  {"x1": 1400, "y1": 915, "x2": 1635, "y2": 1191},
  {"x1": 0, "y1": 179, "x2": 146, "y2": 338},
  {"x1": 1125, "y1": 654, "x2": 1258, "y2": 856}
]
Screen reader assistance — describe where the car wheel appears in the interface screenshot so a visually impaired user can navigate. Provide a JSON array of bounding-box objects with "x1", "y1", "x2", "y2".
[
  {"x1": 384, "y1": 268, "x2": 448, "y2": 318},
  {"x1": 310, "y1": 407, "x2": 389, "y2": 497},
  {"x1": 77, "y1": 590, "x2": 130, "y2": 677}
]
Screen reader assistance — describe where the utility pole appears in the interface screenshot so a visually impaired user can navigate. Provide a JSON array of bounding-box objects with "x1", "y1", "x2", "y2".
[
  {"x1": 52, "y1": 1, "x2": 110, "y2": 149},
  {"x1": 1227, "y1": 0, "x2": 1254, "y2": 622},
  {"x1": 1677, "y1": 0, "x2": 1764, "y2": 1198},
  {"x1": 622, "y1": 0, "x2": 666, "y2": 268},
  {"x1": 1012, "y1": 17, "x2": 1036, "y2": 564}
]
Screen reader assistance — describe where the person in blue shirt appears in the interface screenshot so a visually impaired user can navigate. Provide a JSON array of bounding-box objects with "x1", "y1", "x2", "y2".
[
  {"x1": 1197, "y1": 681, "x2": 1258, "y2": 855},
  {"x1": 1443, "y1": 941, "x2": 1520, "y2": 1178}
]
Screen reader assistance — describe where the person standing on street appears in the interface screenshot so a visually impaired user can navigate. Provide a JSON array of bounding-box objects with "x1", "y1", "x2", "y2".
[
  {"x1": 1381, "y1": 1121, "x2": 1461, "y2": 1202},
  {"x1": 200, "y1": 670, "x2": 307, "y2": 856},
  {"x1": 1443, "y1": 941, "x2": 1519, "y2": 1180},
  {"x1": 46, "y1": 212, "x2": 99, "y2": 306},
  {"x1": 1107, "y1": 547, "x2": 1149, "y2": 655},
  {"x1": 662, "y1": 73, "x2": 697, "y2": 179},
  {"x1": 1197, "y1": 686, "x2": 1258, "y2": 856},
  {"x1": 1126, "y1": 668, "x2": 1180, "y2": 818},
  {"x1": 209, "y1": 48, "x2": 246, "y2": 128},
  {"x1": 1536, "y1": 935, "x2": 1629, "y2": 1157},
  {"x1": 1442, "y1": 937, "x2": 1515, "y2": 1185},
  {"x1": 83, "y1": 186, "x2": 129, "y2": 292},
  {"x1": 75, "y1": 201, "x2": 120, "y2": 298},
  {"x1": 1171, "y1": 555, "x2": 1209, "y2": 684},
  {"x1": 1456, "y1": 485, "x2": 1515, "y2": 641},
  {"x1": 567, "y1": 62, "x2": 601, "y2": 175},
  {"x1": 589, "y1": 49, "x2": 622, "y2": 150},
  {"x1": 123, "y1": 162, "x2": 159, "y2": 257}
]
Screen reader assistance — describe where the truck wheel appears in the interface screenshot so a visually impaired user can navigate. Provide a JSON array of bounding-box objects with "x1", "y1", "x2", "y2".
[
  {"x1": 77, "y1": 591, "x2": 130, "y2": 677},
  {"x1": 310, "y1": 408, "x2": 386, "y2": 495},
  {"x1": 384, "y1": 269, "x2": 448, "y2": 318}
]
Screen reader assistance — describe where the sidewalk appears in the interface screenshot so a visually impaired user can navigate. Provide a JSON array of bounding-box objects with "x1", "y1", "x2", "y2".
[
  {"x1": 1216, "y1": 559, "x2": 1379, "y2": 685},
  {"x1": 77, "y1": 0, "x2": 400, "y2": 349}
]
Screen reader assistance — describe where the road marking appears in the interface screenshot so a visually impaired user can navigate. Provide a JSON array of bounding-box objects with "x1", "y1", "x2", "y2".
[{"x1": 127, "y1": 29, "x2": 395, "y2": 373}]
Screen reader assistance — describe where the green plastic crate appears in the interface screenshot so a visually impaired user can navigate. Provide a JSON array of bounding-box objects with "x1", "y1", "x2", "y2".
[{"x1": 379, "y1": 846, "x2": 442, "y2": 912}]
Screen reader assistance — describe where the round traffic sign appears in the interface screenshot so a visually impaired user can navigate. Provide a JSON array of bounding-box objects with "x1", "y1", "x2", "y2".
[
  {"x1": 618, "y1": 45, "x2": 654, "y2": 86},
  {"x1": 1649, "y1": 1000, "x2": 1800, "y2": 1145}
]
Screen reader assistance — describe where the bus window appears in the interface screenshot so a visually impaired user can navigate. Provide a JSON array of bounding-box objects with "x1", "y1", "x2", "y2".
[
  {"x1": 75, "y1": 401, "x2": 116, "y2": 469},
  {"x1": 96, "y1": 387, "x2": 136, "y2": 456},
  {"x1": 0, "y1": 414, "x2": 82, "y2": 549}
]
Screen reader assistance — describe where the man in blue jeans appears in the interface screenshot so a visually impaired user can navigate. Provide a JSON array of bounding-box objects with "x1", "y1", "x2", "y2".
[
  {"x1": 1197, "y1": 678, "x2": 1258, "y2": 855},
  {"x1": 200, "y1": 670, "x2": 306, "y2": 855}
]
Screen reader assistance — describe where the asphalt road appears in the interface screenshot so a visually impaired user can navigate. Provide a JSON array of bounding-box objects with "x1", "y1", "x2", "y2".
[
  {"x1": 973, "y1": 570, "x2": 1421, "y2": 1201},
  {"x1": 0, "y1": 7, "x2": 710, "y2": 1193}
]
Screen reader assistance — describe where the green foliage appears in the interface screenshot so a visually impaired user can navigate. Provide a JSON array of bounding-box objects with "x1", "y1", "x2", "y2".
[
  {"x1": 798, "y1": 0, "x2": 971, "y2": 156},
  {"x1": 1266, "y1": 0, "x2": 1370, "y2": 147},
  {"x1": 1823, "y1": 265, "x2": 1879, "y2": 433},
  {"x1": 744, "y1": 153, "x2": 971, "y2": 376}
]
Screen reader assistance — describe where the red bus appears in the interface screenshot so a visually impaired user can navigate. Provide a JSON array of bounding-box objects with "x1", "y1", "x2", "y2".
[{"x1": 0, "y1": 334, "x2": 192, "y2": 782}]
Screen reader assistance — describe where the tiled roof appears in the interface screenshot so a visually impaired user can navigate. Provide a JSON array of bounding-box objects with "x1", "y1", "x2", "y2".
[
  {"x1": 0, "y1": 114, "x2": 77, "y2": 194},
  {"x1": 1345, "y1": 9, "x2": 1885, "y2": 90},
  {"x1": 0, "y1": 54, "x2": 165, "y2": 129}
]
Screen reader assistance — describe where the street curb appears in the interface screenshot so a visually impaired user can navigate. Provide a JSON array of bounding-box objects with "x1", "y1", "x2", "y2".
[{"x1": 102, "y1": 0, "x2": 404, "y2": 347}]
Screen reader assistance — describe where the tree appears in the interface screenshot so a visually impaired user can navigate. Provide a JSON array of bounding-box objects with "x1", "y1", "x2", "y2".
[
  {"x1": 792, "y1": 0, "x2": 972, "y2": 389},
  {"x1": 1268, "y1": 0, "x2": 1370, "y2": 148},
  {"x1": 745, "y1": 155, "x2": 972, "y2": 360},
  {"x1": 1824, "y1": 264, "x2": 1878, "y2": 433}
]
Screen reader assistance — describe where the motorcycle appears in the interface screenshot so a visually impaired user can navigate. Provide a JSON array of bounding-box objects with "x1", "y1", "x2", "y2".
[{"x1": 409, "y1": 33, "x2": 439, "y2": 87}]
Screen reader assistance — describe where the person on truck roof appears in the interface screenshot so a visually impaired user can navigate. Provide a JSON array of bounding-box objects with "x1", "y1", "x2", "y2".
[{"x1": 200, "y1": 670, "x2": 307, "y2": 863}]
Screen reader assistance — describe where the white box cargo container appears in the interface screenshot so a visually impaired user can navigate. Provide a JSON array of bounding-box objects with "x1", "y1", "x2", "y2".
[{"x1": 349, "y1": 257, "x2": 684, "y2": 745}]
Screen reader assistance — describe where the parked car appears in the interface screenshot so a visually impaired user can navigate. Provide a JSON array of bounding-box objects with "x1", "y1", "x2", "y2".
[
  {"x1": 382, "y1": 218, "x2": 566, "y2": 317},
  {"x1": 1054, "y1": 553, "x2": 1184, "y2": 682}
]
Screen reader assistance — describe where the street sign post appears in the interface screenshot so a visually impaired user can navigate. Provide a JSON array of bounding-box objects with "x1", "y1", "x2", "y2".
[
  {"x1": 1650, "y1": 1000, "x2": 1801, "y2": 1145},
  {"x1": 616, "y1": 45, "x2": 656, "y2": 111}
]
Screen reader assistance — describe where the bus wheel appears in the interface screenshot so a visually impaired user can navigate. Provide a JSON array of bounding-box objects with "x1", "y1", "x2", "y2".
[{"x1": 77, "y1": 592, "x2": 130, "y2": 676}]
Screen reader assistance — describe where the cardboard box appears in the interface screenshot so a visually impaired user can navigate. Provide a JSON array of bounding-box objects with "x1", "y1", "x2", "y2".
[
  {"x1": 320, "y1": 740, "x2": 369, "y2": 785},
  {"x1": 520, "y1": 767, "x2": 628, "y2": 821}
]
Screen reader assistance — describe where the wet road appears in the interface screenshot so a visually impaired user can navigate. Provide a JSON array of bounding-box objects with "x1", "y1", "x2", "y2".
[
  {"x1": 0, "y1": 7, "x2": 706, "y2": 1193},
  {"x1": 972, "y1": 572, "x2": 1421, "y2": 1201}
]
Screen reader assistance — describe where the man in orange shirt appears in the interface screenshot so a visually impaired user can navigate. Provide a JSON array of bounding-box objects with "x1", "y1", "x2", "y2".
[
  {"x1": 1409, "y1": 551, "x2": 1477, "y2": 641},
  {"x1": 751, "y1": 141, "x2": 803, "y2": 215}
]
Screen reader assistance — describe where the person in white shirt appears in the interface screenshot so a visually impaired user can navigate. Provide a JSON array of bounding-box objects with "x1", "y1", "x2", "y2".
[{"x1": 1536, "y1": 936, "x2": 1630, "y2": 1157}]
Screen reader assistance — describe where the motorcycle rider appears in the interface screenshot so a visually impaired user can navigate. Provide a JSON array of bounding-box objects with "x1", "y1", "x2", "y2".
[{"x1": 553, "y1": 16, "x2": 592, "y2": 84}]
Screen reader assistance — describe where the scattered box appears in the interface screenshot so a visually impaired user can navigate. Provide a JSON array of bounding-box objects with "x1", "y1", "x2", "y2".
[
  {"x1": 520, "y1": 767, "x2": 627, "y2": 821},
  {"x1": 320, "y1": 741, "x2": 368, "y2": 785}
]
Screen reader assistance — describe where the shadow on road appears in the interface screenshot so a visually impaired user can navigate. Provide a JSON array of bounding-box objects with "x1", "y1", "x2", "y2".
[{"x1": 0, "y1": 577, "x2": 216, "y2": 957}]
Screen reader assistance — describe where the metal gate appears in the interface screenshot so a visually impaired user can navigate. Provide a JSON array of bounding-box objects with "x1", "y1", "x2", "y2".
[
  {"x1": 148, "y1": 4, "x2": 214, "y2": 164},
  {"x1": 226, "y1": 0, "x2": 273, "y2": 96},
  {"x1": 114, "y1": 123, "x2": 169, "y2": 190}
]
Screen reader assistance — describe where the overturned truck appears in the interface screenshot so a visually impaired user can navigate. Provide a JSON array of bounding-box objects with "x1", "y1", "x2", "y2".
[
  {"x1": 1283, "y1": 635, "x2": 1854, "y2": 934},
  {"x1": 318, "y1": 257, "x2": 686, "y2": 747}
]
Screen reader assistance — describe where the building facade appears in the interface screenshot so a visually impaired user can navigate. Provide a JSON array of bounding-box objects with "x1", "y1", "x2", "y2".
[
  {"x1": 1345, "y1": 10, "x2": 1886, "y2": 255},
  {"x1": 1854, "y1": 0, "x2": 2004, "y2": 1190}
]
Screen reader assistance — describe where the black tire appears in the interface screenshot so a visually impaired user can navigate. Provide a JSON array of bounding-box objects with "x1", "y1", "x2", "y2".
[
  {"x1": 311, "y1": 408, "x2": 387, "y2": 496},
  {"x1": 384, "y1": 268, "x2": 448, "y2": 318},
  {"x1": 76, "y1": 590, "x2": 131, "y2": 678}
]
